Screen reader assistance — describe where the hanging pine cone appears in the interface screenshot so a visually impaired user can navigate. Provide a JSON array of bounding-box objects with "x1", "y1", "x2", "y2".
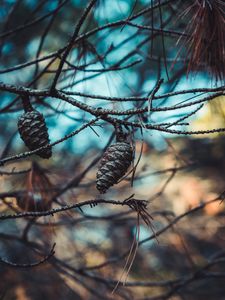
[
  {"x1": 18, "y1": 110, "x2": 52, "y2": 159},
  {"x1": 96, "y1": 141, "x2": 134, "y2": 193}
]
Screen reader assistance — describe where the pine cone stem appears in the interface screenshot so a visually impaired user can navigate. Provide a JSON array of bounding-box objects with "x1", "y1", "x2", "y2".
[{"x1": 21, "y1": 95, "x2": 33, "y2": 112}]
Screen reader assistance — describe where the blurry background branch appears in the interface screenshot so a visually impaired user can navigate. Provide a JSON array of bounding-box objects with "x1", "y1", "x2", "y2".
[{"x1": 0, "y1": 0, "x2": 225, "y2": 299}]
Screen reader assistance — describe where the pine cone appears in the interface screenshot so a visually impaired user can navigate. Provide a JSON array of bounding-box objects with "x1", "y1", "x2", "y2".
[
  {"x1": 96, "y1": 142, "x2": 134, "y2": 193},
  {"x1": 18, "y1": 110, "x2": 52, "y2": 159}
]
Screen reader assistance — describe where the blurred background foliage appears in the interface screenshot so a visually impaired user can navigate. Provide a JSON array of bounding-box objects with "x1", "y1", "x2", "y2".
[{"x1": 0, "y1": 0, "x2": 225, "y2": 299}]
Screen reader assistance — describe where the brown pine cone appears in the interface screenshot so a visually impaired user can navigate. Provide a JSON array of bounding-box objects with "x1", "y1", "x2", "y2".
[
  {"x1": 96, "y1": 141, "x2": 134, "y2": 193},
  {"x1": 18, "y1": 110, "x2": 52, "y2": 159}
]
